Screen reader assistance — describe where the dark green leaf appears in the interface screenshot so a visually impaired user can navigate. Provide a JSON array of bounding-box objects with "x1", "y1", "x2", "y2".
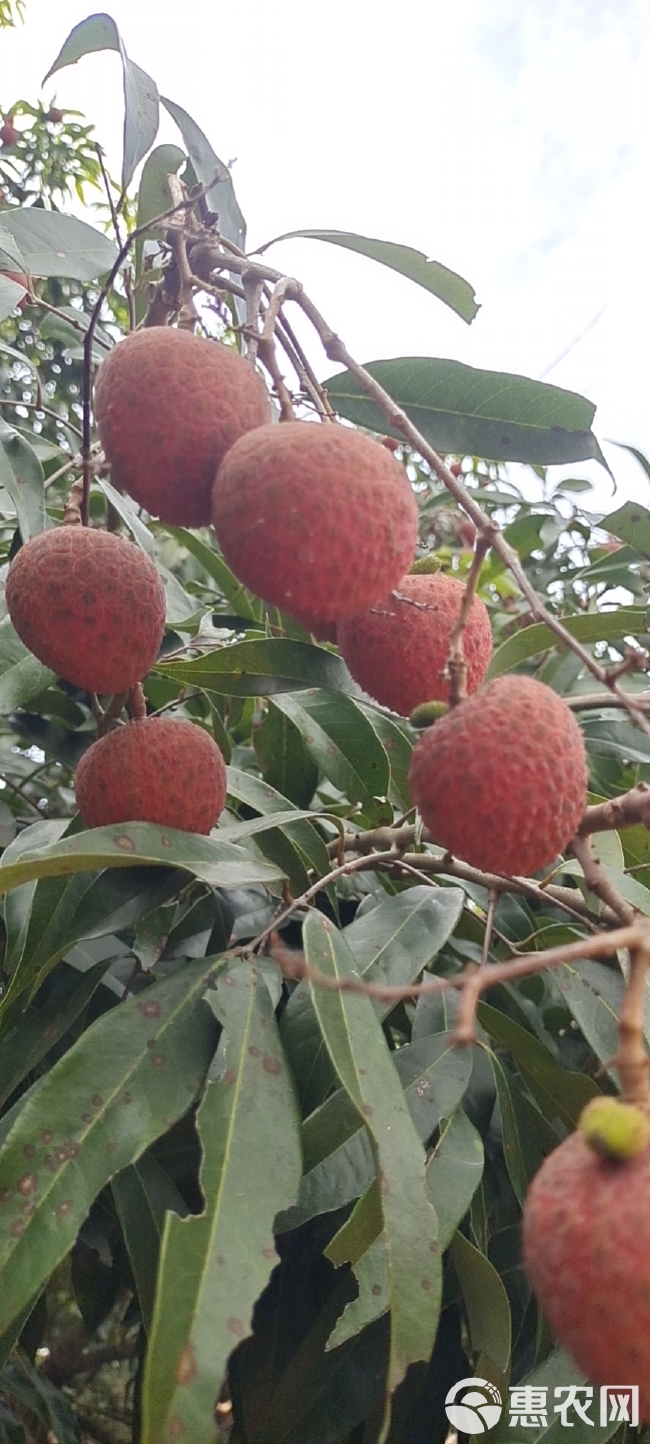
[
  {"x1": 553, "y1": 962, "x2": 621, "y2": 1071},
  {"x1": 426, "y1": 1108, "x2": 484, "y2": 1251},
  {"x1": 134, "y1": 143, "x2": 186, "y2": 279},
  {"x1": 487, "y1": 1347, "x2": 623, "y2": 1444},
  {"x1": 0, "y1": 819, "x2": 285, "y2": 898},
  {"x1": 282, "y1": 887, "x2": 463, "y2": 1114},
  {"x1": 263, "y1": 230, "x2": 478, "y2": 322},
  {"x1": 140, "y1": 965, "x2": 301, "y2": 1444},
  {"x1": 161, "y1": 97, "x2": 246, "y2": 251},
  {"x1": 0, "y1": 955, "x2": 223, "y2": 1332},
  {"x1": 0, "y1": 619, "x2": 54, "y2": 712},
  {"x1": 450, "y1": 1230, "x2": 511, "y2": 1370},
  {"x1": 0, "y1": 961, "x2": 110, "y2": 1108},
  {"x1": 112, "y1": 1152, "x2": 190, "y2": 1334},
  {"x1": 487, "y1": 607, "x2": 647, "y2": 677},
  {"x1": 43, "y1": 13, "x2": 159, "y2": 190},
  {"x1": 305, "y1": 912, "x2": 440, "y2": 1403},
  {"x1": 157, "y1": 638, "x2": 354, "y2": 696},
  {"x1": 602, "y1": 500, "x2": 650, "y2": 557},
  {"x1": 325, "y1": 358, "x2": 602, "y2": 465},
  {"x1": 254, "y1": 701, "x2": 319, "y2": 808},
  {"x1": 479, "y1": 1003, "x2": 598, "y2": 1130},
  {"x1": 0, "y1": 423, "x2": 44, "y2": 542},
  {"x1": 487, "y1": 1051, "x2": 544, "y2": 1205},
  {"x1": 272, "y1": 690, "x2": 389, "y2": 822},
  {"x1": 0, "y1": 208, "x2": 118, "y2": 282}
]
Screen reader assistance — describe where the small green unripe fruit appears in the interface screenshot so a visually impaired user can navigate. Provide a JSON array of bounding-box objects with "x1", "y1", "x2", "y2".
[
  {"x1": 409, "y1": 701, "x2": 449, "y2": 729},
  {"x1": 580, "y1": 1096, "x2": 650, "y2": 1161}
]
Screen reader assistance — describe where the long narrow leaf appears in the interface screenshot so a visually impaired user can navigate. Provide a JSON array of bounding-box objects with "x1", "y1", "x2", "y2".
[{"x1": 140, "y1": 963, "x2": 301, "y2": 1444}]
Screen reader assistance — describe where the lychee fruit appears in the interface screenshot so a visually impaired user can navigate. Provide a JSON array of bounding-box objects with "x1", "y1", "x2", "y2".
[
  {"x1": 522, "y1": 1101, "x2": 650, "y2": 1422},
  {"x1": 408, "y1": 674, "x2": 588, "y2": 876},
  {"x1": 338, "y1": 573, "x2": 492, "y2": 715},
  {"x1": 211, "y1": 422, "x2": 419, "y2": 625},
  {"x1": 75, "y1": 716, "x2": 228, "y2": 834},
  {"x1": 0, "y1": 119, "x2": 19, "y2": 148},
  {"x1": 5, "y1": 526, "x2": 166, "y2": 695},
  {"x1": 0, "y1": 271, "x2": 30, "y2": 309},
  {"x1": 94, "y1": 327, "x2": 271, "y2": 528}
]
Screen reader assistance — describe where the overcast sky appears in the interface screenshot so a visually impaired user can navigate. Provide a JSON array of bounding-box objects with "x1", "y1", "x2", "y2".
[{"x1": 4, "y1": 0, "x2": 650, "y2": 510}]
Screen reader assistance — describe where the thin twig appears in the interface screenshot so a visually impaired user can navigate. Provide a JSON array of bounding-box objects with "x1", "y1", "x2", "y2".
[
  {"x1": 0, "y1": 397, "x2": 83, "y2": 439},
  {"x1": 570, "y1": 833, "x2": 636, "y2": 926},
  {"x1": 614, "y1": 940, "x2": 650, "y2": 1106}
]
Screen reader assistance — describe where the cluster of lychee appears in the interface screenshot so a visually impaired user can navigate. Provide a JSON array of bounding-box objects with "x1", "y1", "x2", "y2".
[{"x1": 4, "y1": 324, "x2": 589, "y2": 874}]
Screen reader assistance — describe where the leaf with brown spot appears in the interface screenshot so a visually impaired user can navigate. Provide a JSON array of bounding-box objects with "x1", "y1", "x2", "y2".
[
  {"x1": 0, "y1": 955, "x2": 223, "y2": 1333},
  {"x1": 140, "y1": 965, "x2": 301, "y2": 1444}
]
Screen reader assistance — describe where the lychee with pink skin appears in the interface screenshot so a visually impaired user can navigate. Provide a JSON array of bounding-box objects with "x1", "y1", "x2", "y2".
[
  {"x1": 75, "y1": 717, "x2": 227, "y2": 834},
  {"x1": 523, "y1": 1099, "x2": 650, "y2": 1423},
  {"x1": 408, "y1": 674, "x2": 588, "y2": 876},
  {"x1": 5, "y1": 526, "x2": 166, "y2": 695},
  {"x1": 212, "y1": 422, "x2": 418, "y2": 625},
  {"x1": 338, "y1": 572, "x2": 492, "y2": 715},
  {"x1": 94, "y1": 327, "x2": 271, "y2": 528}
]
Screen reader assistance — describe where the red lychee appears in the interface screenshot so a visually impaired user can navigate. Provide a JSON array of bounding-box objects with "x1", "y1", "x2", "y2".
[
  {"x1": 0, "y1": 119, "x2": 19, "y2": 148},
  {"x1": 5, "y1": 526, "x2": 166, "y2": 695},
  {"x1": 408, "y1": 674, "x2": 588, "y2": 876},
  {"x1": 94, "y1": 327, "x2": 271, "y2": 528},
  {"x1": 338, "y1": 573, "x2": 492, "y2": 715},
  {"x1": 75, "y1": 716, "x2": 227, "y2": 834},
  {"x1": 211, "y1": 422, "x2": 419, "y2": 624},
  {"x1": 0, "y1": 271, "x2": 30, "y2": 309},
  {"x1": 523, "y1": 1117, "x2": 650, "y2": 1422}
]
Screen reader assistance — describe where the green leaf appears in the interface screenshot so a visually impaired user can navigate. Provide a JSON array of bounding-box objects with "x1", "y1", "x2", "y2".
[
  {"x1": 487, "y1": 607, "x2": 647, "y2": 677},
  {"x1": 487, "y1": 1051, "x2": 545, "y2": 1205},
  {"x1": 163, "y1": 527, "x2": 261, "y2": 619},
  {"x1": 553, "y1": 961, "x2": 622, "y2": 1070},
  {"x1": 157, "y1": 638, "x2": 354, "y2": 696},
  {"x1": 227, "y1": 765, "x2": 331, "y2": 895},
  {"x1": 282, "y1": 887, "x2": 463, "y2": 1113},
  {"x1": 450, "y1": 1230, "x2": 511, "y2": 1371},
  {"x1": 0, "y1": 961, "x2": 111, "y2": 1108},
  {"x1": 305, "y1": 912, "x2": 440, "y2": 1413},
  {"x1": 487, "y1": 1346, "x2": 623, "y2": 1444},
  {"x1": 0, "y1": 273, "x2": 26, "y2": 323},
  {"x1": 135, "y1": 143, "x2": 186, "y2": 280},
  {"x1": 327, "y1": 1232, "x2": 389, "y2": 1349},
  {"x1": 479, "y1": 1003, "x2": 598, "y2": 1130},
  {"x1": 357, "y1": 702, "x2": 414, "y2": 810},
  {"x1": 112, "y1": 1153, "x2": 190, "y2": 1334},
  {"x1": 0, "y1": 955, "x2": 223, "y2": 1332},
  {"x1": 325, "y1": 358, "x2": 603, "y2": 466},
  {"x1": 161, "y1": 96, "x2": 246, "y2": 251},
  {"x1": 272, "y1": 691, "x2": 390, "y2": 822},
  {"x1": 0, "y1": 222, "x2": 27, "y2": 273},
  {"x1": 425, "y1": 1108, "x2": 484, "y2": 1252},
  {"x1": 0, "y1": 208, "x2": 118, "y2": 282},
  {"x1": 602, "y1": 500, "x2": 650, "y2": 557},
  {"x1": 262, "y1": 230, "x2": 479, "y2": 323},
  {"x1": 0, "y1": 422, "x2": 44, "y2": 541},
  {"x1": 0, "y1": 619, "x2": 54, "y2": 712},
  {"x1": 140, "y1": 964, "x2": 301, "y2": 1444},
  {"x1": 1, "y1": 858, "x2": 183, "y2": 1028},
  {"x1": 43, "y1": 13, "x2": 159, "y2": 190},
  {"x1": 0, "y1": 819, "x2": 286, "y2": 898},
  {"x1": 254, "y1": 700, "x2": 319, "y2": 808}
]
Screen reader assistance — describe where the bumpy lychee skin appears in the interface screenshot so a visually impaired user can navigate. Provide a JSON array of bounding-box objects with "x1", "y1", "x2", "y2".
[
  {"x1": 523, "y1": 1127, "x2": 650, "y2": 1422},
  {"x1": 212, "y1": 422, "x2": 419, "y2": 624},
  {"x1": 5, "y1": 527, "x2": 166, "y2": 695},
  {"x1": 94, "y1": 328, "x2": 271, "y2": 528},
  {"x1": 408, "y1": 674, "x2": 588, "y2": 875},
  {"x1": 75, "y1": 717, "x2": 227, "y2": 833},
  {"x1": 338, "y1": 573, "x2": 492, "y2": 715}
]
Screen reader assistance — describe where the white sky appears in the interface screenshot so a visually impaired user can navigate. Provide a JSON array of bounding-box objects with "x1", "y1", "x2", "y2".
[{"x1": 4, "y1": 0, "x2": 650, "y2": 511}]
